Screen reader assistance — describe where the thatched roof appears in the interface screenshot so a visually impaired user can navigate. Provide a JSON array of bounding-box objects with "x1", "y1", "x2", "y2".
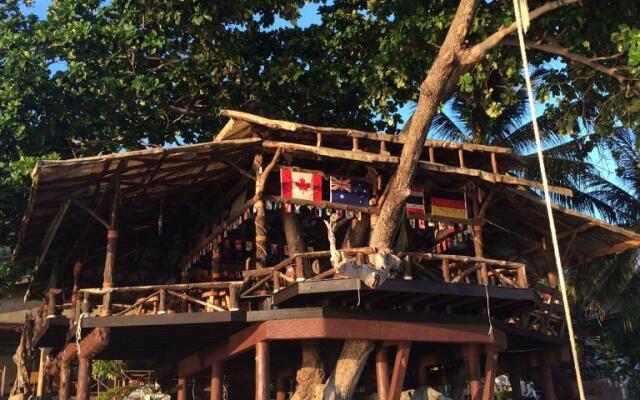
[{"x1": 12, "y1": 110, "x2": 640, "y2": 293}]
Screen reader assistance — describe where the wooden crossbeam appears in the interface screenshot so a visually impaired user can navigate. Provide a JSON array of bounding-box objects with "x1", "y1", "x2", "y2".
[
  {"x1": 387, "y1": 342, "x2": 411, "y2": 400},
  {"x1": 178, "y1": 317, "x2": 506, "y2": 377}
]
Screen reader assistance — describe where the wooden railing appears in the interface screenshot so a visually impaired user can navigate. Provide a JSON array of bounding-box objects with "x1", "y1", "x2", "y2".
[
  {"x1": 520, "y1": 284, "x2": 566, "y2": 337},
  {"x1": 241, "y1": 248, "x2": 528, "y2": 298},
  {"x1": 70, "y1": 281, "x2": 242, "y2": 322}
]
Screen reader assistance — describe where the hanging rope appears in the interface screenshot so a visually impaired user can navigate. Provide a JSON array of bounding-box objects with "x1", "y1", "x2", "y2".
[{"x1": 511, "y1": 1, "x2": 586, "y2": 398}]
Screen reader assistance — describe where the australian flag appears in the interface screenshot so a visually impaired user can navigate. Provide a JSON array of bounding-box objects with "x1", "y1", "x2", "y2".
[{"x1": 329, "y1": 176, "x2": 372, "y2": 207}]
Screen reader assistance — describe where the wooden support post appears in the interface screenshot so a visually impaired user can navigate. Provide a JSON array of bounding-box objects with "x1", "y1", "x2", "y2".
[
  {"x1": 463, "y1": 344, "x2": 482, "y2": 400},
  {"x1": 102, "y1": 176, "x2": 121, "y2": 316},
  {"x1": 541, "y1": 359, "x2": 556, "y2": 400},
  {"x1": 59, "y1": 360, "x2": 71, "y2": 400},
  {"x1": 211, "y1": 242, "x2": 222, "y2": 280},
  {"x1": 282, "y1": 209, "x2": 308, "y2": 280},
  {"x1": 36, "y1": 347, "x2": 51, "y2": 397},
  {"x1": 228, "y1": 284, "x2": 239, "y2": 311},
  {"x1": 255, "y1": 342, "x2": 270, "y2": 400},
  {"x1": 458, "y1": 148, "x2": 465, "y2": 168},
  {"x1": 442, "y1": 259, "x2": 451, "y2": 282},
  {"x1": 375, "y1": 347, "x2": 390, "y2": 400},
  {"x1": 0, "y1": 365, "x2": 6, "y2": 397},
  {"x1": 428, "y1": 147, "x2": 435, "y2": 163},
  {"x1": 76, "y1": 357, "x2": 91, "y2": 400},
  {"x1": 352, "y1": 137, "x2": 359, "y2": 151},
  {"x1": 210, "y1": 362, "x2": 223, "y2": 400},
  {"x1": 516, "y1": 266, "x2": 528, "y2": 288},
  {"x1": 158, "y1": 289, "x2": 166, "y2": 314},
  {"x1": 253, "y1": 154, "x2": 268, "y2": 268},
  {"x1": 543, "y1": 237, "x2": 558, "y2": 288},
  {"x1": 294, "y1": 257, "x2": 305, "y2": 282},
  {"x1": 472, "y1": 226, "x2": 488, "y2": 285},
  {"x1": 272, "y1": 270, "x2": 281, "y2": 293},
  {"x1": 490, "y1": 153, "x2": 498, "y2": 174},
  {"x1": 510, "y1": 369, "x2": 523, "y2": 400},
  {"x1": 387, "y1": 342, "x2": 411, "y2": 400},
  {"x1": 481, "y1": 346, "x2": 498, "y2": 400},
  {"x1": 276, "y1": 377, "x2": 287, "y2": 400},
  {"x1": 177, "y1": 377, "x2": 187, "y2": 400}
]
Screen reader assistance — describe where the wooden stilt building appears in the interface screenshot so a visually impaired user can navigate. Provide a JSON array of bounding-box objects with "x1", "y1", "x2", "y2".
[{"x1": 10, "y1": 111, "x2": 640, "y2": 399}]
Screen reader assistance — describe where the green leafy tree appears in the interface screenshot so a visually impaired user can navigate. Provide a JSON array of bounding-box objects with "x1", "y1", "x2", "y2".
[{"x1": 1, "y1": 0, "x2": 639, "y2": 282}]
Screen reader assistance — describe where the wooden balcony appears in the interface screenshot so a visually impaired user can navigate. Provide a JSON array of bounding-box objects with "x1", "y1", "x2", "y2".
[{"x1": 241, "y1": 248, "x2": 529, "y2": 299}]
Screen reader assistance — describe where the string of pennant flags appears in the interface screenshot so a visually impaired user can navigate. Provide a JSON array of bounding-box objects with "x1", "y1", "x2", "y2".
[{"x1": 185, "y1": 168, "x2": 473, "y2": 269}]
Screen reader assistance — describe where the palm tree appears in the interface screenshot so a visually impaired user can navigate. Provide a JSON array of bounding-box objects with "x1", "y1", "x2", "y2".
[
  {"x1": 431, "y1": 69, "x2": 640, "y2": 388},
  {"x1": 429, "y1": 68, "x2": 622, "y2": 222}
]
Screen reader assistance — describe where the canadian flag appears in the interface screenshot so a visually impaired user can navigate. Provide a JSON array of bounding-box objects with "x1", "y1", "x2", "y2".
[{"x1": 280, "y1": 168, "x2": 322, "y2": 203}]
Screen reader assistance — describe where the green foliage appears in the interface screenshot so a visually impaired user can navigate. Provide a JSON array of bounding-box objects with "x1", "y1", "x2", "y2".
[
  {"x1": 92, "y1": 360, "x2": 125, "y2": 381},
  {"x1": 97, "y1": 384, "x2": 142, "y2": 400},
  {"x1": 1, "y1": 0, "x2": 640, "y2": 286}
]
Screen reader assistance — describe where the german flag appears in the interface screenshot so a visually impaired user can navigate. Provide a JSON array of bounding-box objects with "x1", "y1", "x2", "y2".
[{"x1": 430, "y1": 190, "x2": 467, "y2": 219}]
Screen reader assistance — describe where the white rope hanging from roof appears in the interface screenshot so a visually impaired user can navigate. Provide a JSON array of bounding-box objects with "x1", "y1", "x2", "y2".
[{"x1": 511, "y1": 0, "x2": 586, "y2": 398}]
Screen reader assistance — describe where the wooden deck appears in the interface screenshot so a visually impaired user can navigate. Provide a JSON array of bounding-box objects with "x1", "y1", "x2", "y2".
[{"x1": 273, "y1": 279, "x2": 537, "y2": 318}]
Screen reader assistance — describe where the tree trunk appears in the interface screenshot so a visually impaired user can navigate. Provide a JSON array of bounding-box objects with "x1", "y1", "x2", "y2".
[
  {"x1": 369, "y1": 0, "x2": 479, "y2": 251},
  {"x1": 322, "y1": 340, "x2": 374, "y2": 400},
  {"x1": 291, "y1": 342, "x2": 325, "y2": 400},
  {"x1": 324, "y1": 1, "x2": 481, "y2": 398},
  {"x1": 281, "y1": 210, "x2": 309, "y2": 279},
  {"x1": 341, "y1": 215, "x2": 370, "y2": 249}
]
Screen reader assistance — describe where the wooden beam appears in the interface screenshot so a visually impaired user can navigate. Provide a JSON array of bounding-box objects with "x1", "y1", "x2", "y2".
[
  {"x1": 179, "y1": 323, "x2": 266, "y2": 377},
  {"x1": 220, "y1": 109, "x2": 513, "y2": 154},
  {"x1": 481, "y1": 346, "x2": 499, "y2": 400},
  {"x1": 517, "y1": 222, "x2": 596, "y2": 258},
  {"x1": 177, "y1": 377, "x2": 187, "y2": 400},
  {"x1": 419, "y1": 161, "x2": 573, "y2": 197},
  {"x1": 102, "y1": 174, "x2": 120, "y2": 316},
  {"x1": 35, "y1": 199, "x2": 71, "y2": 272},
  {"x1": 255, "y1": 341, "x2": 270, "y2": 400},
  {"x1": 71, "y1": 198, "x2": 109, "y2": 229},
  {"x1": 59, "y1": 359, "x2": 71, "y2": 400},
  {"x1": 580, "y1": 239, "x2": 640, "y2": 263},
  {"x1": 76, "y1": 357, "x2": 91, "y2": 400},
  {"x1": 36, "y1": 348, "x2": 50, "y2": 397},
  {"x1": 178, "y1": 317, "x2": 506, "y2": 377},
  {"x1": 463, "y1": 344, "x2": 482, "y2": 400},
  {"x1": 386, "y1": 342, "x2": 411, "y2": 400},
  {"x1": 210, "y1": 362, "x2": 223, "y2": 400},
  {"x1": 78, "y1": 328, "x2": 110, "y2": 359},
  {"x1": 376, "y1": 347, "x2": 390, "y2": 400}
]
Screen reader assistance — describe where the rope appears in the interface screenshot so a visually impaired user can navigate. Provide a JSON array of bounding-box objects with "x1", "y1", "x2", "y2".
[
  {"x1": 484, "y1": 282, "x2": 495, "y2": 344},
  {"x1": 511, "y1": 1, "x2": 586, "y2": 398},
  {"x1": 75, "y1": 311, "x2": 88, "y2": 357}
]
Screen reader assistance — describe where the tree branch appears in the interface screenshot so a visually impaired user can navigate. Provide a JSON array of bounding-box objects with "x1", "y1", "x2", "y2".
[
  {"x1": 165, "y1": 105, "x2": 210, "y2": 118},
  {"x1": 461, "y1": 0, "x2": 581, "y2": 66},
  {"x1": 502, "y1": 38, "x2": 640, "y2": 96}
]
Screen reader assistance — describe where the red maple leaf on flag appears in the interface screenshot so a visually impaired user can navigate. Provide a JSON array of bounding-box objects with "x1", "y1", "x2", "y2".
[{"x1": 295, "y1": 177, "x2": 311, "y2": 192}]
